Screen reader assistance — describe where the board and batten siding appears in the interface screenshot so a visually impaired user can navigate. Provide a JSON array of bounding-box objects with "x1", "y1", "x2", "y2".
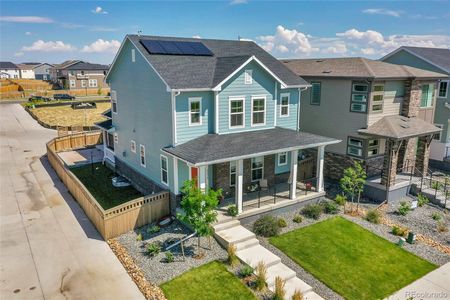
[
  {"x1": 108, "y1": 39, "x2": 174, "y2": 191},
  {"x1": 367, "y1": 80, "x2": 404, "y2": 126}
]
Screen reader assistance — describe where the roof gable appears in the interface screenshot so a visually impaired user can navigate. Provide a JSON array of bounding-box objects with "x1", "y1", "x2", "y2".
[
  {"x1": 0, "y1": 62, "x2": 18, "y2": 69},
  {"x1": 382, "y1": 47, "x2": 450, "y2": 74}
]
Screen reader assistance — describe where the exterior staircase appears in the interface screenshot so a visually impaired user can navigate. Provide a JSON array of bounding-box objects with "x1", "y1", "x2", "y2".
[{"x1": 213, "y1": 219, "x2": 323, "y2": 300}]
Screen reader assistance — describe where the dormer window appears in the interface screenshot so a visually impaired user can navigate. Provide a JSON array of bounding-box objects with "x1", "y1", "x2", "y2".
[{"x1": 244, "y1": 69, "x2": 253, "y2": 85}]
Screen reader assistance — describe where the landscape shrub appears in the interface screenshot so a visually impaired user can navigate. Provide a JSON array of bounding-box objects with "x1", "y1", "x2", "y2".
[
  {"x1": 278, "y1": 218, "x2": 287, "y2": 228},
  {"x1": 397, "y1": 201, "x2": 411, "y2": 216},
  {"x1": 301, "y1": 204, "x2": 323, "y2": 220},
  {"x1": 431, "y1": 212, "x2": 442, "y2": 221},
  {"x1": 292, "y1": 289, "x2": 304, "y2": 300},
  {"x1": 227, "y1": 244, "x2": 239, "y2": 267},
  {"x1": 255, "y1": 261, "x2": 267, "y2": 291},
  {"x1": 431, "y1": 181, "x2": 443, "y2": 190},
  {"x1": 147, "y1": 225, "x2": 160, "y2": 234},
  {"x1": 147, "y1": 242, "x2": 161, "y2": 257},
  {"x1": 391, "y1": 225, "x2": 408, "y2": 237},
  {"x1": 365, "y1": 209, "x2": 381, "y2": 224},
  {"x1": 417, "y1": 194, "x2": 429, "y2": 207},
  {"x1": 136, "y1": 233, "x2": 143, "y2": 241},
  {"x1": 165, "y1": 251, "x2": 174, "y2": 263},
  {"x1": 322, "y1": 201, "x2": 339, "y2": 214},
  {"x1": 227, "y1": 205, "x2": 238, "y2": 217},
  {"x1": 239, "y1": 264, "x2": 254, "y2": 278},
  {"x1": 334, "y1": 194, "x2": 347, "y2": 206},
  {"x1": 253, "y1": 215, "x2": 280, "y2": 237},
  {"x1": 273, "y1": 276, "x2": 286, "y2": 300},
  {"x1": 437, "y1": 221, "x2": 448, "y2": 233},
  {"x1": 292, "y1": 215, "x2": 303, "y2": 223}
]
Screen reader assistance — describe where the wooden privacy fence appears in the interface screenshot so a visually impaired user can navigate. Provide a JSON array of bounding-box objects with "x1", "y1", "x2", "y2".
[{"x1": 46, "y1": 132, "x2": 170, "y2": 240}]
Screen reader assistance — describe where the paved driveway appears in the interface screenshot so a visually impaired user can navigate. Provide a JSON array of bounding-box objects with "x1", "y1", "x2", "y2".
[{"x1": 0, "y1": 104, "x2": 144, "y2": 300}]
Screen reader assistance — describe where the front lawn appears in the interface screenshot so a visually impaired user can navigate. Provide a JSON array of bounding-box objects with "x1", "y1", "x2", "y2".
[
  {"x1": 160, "y1": 261, "x2": 256, "y2": 300},
  {"x1": 269, "y1": 216, "x2": 436, "y2": 300},
  {"x1": 71, "y1": 163, "x2": 142, "y2": 210}
]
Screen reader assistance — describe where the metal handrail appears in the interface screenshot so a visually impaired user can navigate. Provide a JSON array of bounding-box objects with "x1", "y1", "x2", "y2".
[{"x1": 165, "y1": 231, "x2": 197, "y2": 251}]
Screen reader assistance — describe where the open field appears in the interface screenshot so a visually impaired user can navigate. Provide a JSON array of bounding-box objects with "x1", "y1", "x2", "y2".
[{"x1": 269, "y1": 216, "x2": 437, "y2": 300}]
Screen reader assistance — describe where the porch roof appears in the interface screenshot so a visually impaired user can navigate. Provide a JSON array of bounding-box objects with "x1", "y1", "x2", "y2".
[
  {"x1": 358, "y1": 115, "x2": 441, "y2": 140},
  {"x1": 162, "y1": 127, "x2": 339, "y2": 166},
  {"x1": 94, "y1": 119, "x2": 113, "y2": 132}
]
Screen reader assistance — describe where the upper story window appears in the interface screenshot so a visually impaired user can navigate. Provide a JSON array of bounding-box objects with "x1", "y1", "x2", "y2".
[
  {"x1": 111, "y1": 90, "x2": 117, "y2": 114},
  {"x1": 421, "y1": 83, "x2": 434, "y2": 108},
  {"x1": 160, "y1": 155, "x2": 169, "y2": 186},
  {"x1": 130, "y1": 140, "x2": 136, "y2": 153},
  {"x1": 433, "y1": 124, "x2": 443, "y2": 141},
  {"x1": 229, "y1": 161, "x2": 236, "y2": 187},
  {"x1": 371, "y1": 84, "x2": 384, "y2": 113},
  {"x1": 81, "y1": 80, "x2": 87, "y2": 88},
  {"x1": 244, "y1": 70, "x2": 253, "y2": 85},
  {"x1": 280, "y1": 93, "x2": 290, "y2": 117},
  {"x1": 373, "y1": 85, "x2": 384, "y2": 92},
  {"x1": 189, "y1": 98, "x2": 202, "y2": 126},
  {"x1": 131, "y1": 49, "x2": 136, "y2": 63},
  {"x1": 89, "y1": 79, "x2": 98, "y2": 88},
  {"x1": 81, "y1": 71, "x2": 85, "y2": 75},
  {"x1": 350, "y1": 82, "x2": 368, "y2": 113},
  {"x1": 229, "y1": 97, "x2": 245, "y2": 128},
  {"x1": 438, "y1": 81, "x2": 449, "y2": 98},
  {"x1": 347, "y1": 137, "x2": 363, "y2": 157},
  {"x1": 114, "y1": 133, "x2": 118, "y2": 144},
  {"x1": 310, "y1": 82, "x2": 321, "y2": 105},
  {"x1": 367, "y1": 139, "x2": 379, "y2": 157},
  {"x1": 140, "y1": 144, "x2": 146, "y2": 167},
  {"x1": 251, "y1": 96, "x2": 266, "y2": 126},
  {"x1": 278, "y1": 152, "x2": 287, "y2": 166},
  {"x1": 69, "y1": 79, "x2": 76, "y2": 88}
]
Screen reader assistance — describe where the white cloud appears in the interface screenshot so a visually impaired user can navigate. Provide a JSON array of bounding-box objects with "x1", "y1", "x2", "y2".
[
  {"x1": 25, "y1": 31, "x2": 32, "y2": 36},
  {"x1": 322, "y1": 43, "x2": 348, "y2": 54},
  {"x1": 362, "y1": 8, "x2": 402, "y2": 17},
  {"x1": 21, "y1": 40, "x2": 76, "y2": 52},
  {"x1": 230, "y1": 0, "x2": 247, "y2": 5},
  {"x1": 258, "y1": 25, "x2": 318, "y2": 56},
  {"x1": 92, "y1": 6, "x2": 108, "y2": 14},
  {"x1": 0, "y1": 16, "x2": 53, "y2": 23},
  {"x1": 81, "y1": 39, "x2": 120, "y2": 53},
  {"x1": 14, "y1": 52, "x2": 24, "y2": 57},
  {"x1": 192, "y1": 35, "x2": 201, "y2": 39}
]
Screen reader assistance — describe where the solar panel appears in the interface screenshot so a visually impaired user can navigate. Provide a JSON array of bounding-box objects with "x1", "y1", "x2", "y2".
[{"x1": 140, "y1": 40, "x2": 213, "y2": 56}]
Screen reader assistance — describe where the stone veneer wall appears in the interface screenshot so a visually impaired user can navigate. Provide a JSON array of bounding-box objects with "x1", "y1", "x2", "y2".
[
  {"x1": 115, "y1": 158, "x2": 163, "y2": 195},
  {"x1": 398, "y1": 138, "x2": 417, "y2": 172},
  {"x1": 402, "y1": 80, "x2": 421, "y2": 118},
  {"x1": 415, "y1": 136, "x2": 432, "y2": 176},
  {"x1": 381, "y1": 141, "x2": 400, "y2": 186},
  {"x1": 365, "y1": 155, "x2": 385, "y2": 178},
  {"x1": 324, "y1": 152, "x2": 384, "y2": 181}
]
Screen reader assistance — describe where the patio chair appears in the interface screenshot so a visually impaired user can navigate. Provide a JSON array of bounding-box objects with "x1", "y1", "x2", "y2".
[{"x1": 259, "y1": 179, "x2": 269, "y2": 192}]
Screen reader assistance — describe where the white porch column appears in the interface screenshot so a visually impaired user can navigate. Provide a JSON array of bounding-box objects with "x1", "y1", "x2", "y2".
[
  {"x1": 316, "y1": 145, "x2": 325, "y2": 192},
  {"x1": 235, "y1": 159, "x2": 243, "y2": 214},
  {"x1": 290, "y1": 150, "x2": 298, "y2": 200},
  {"x1": 173, "y1": 158, "x2": 179, "y2": 195},
  {"x1": 199, "y1": 165, "x2": 207, "y2": 192}
]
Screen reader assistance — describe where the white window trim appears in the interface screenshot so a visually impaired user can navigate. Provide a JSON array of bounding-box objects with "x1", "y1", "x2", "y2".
[
  {"x1": 188, "y1": 97, "x2": 202, "y2": 126},
  {"x1": 347, "y1": 137, "x2": 363, "y2": 157},
  {"x1": 434, "y1": 124, "x2": 443, "y2": 141},
  {"x1": 81, "y1": 80, "x2": 87, "y2": 88},
  {"x1": 250, "y1": 95, "x2": 266, "y2": 127},
  {"x1": 278, "y1": 152, "x2": 287, "y2": 166},
  {"x1": 160, "y1": 155, "x2": 169, "y2": 186},
  {"x1": 111, "y1": 90, "x2": 118, "y2": 114},
  {"x1": 69, "y1": 79, "x2": 76, "y2": 88},
  {"x1": 279, "y1": 93, "x2": 290, "y2": 117},
  {"x1": 438, "y1": 80, "x2": 449, "y2": 98},
  {"x1": 113, "y1": 133, "x2": 118, "y2": 144},
  {"x1": 229, "y1": 161, "x2": 236, "y2": 187},
  {"x1": 352, "y1": 83, "x2": 369, "y2": 93},
  {"x1": 229, "y1": 96, "x2": 246, "y2": 129},
  {"x1": 140, "y1": 144, "x2": 146, "y2": 167},
  {"x1": 89, "y1": 79, "x2": 98, "y2": 88},
  {"x1": 244, "y1": 69, "x2": 253, "y2": 85},
  {"x1": 131, "y1": 48, "x2": 136, "y2": 63},
  {"x1": 251, "y1": 156, "x2": 264, "y2": 182},
  {"x1": 130, "y1": 140, "x2": 136, "y2": 153}
]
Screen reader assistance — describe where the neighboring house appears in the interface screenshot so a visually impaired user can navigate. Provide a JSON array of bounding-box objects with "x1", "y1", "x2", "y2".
[
  {"x1": 0, "y1": 62, "x2": 20, "y2": 79},
  {"x1": 17, "y1": 63, "x2": 37, "y2": 79},
  {"x1": 33, "y1": 63, "x2": 54, "y2": 80},
  {"x1": 283, "y1": 57, "x2": 445, "y2": 201},
  {"x1": 382, "y1": 47, "x2": 450, "y2": 168},
  {"x1": 51, "y1": 60, "x2": 109, "y2": 90},
  {"x1": 98, "y1": 34, "x2": 339, "y2": 215},
  {"x1": 49, "y1": 60, "x2": 79, "y2": 82}
]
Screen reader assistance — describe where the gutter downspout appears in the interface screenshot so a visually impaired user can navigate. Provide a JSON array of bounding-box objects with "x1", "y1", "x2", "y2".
[{"x1": 171, "y1": 90, "x2": 181, "y2": 145}]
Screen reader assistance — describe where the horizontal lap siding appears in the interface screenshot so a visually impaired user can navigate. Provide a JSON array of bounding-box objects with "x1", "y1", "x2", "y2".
[
  {"x1": 277, "y1": 88, "x2": 299, "y2": 130},
  {"x1": 368, "y1": 80, "x2": 403, "y2": 126}
]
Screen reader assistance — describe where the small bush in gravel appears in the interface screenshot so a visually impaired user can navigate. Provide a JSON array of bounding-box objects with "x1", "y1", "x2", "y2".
[
  {"x1": 147, "y1": 225, "x2": 160, "y2": 234},
  {"x1": 165, "y1": 251, "x2": 174, "y2": 263},
  {"x1": 239, "y1": 264, "x2": 254, "y2": 278},
  {"x1": 136, "y1": 233, "x2": 142, "y2": 241},
  {"x1": 417, "y1": 194, "x2": 429, "y2": 207},
  {"x1": 431, "y1": 181, "x2": 443, "y2": 190},
  {"x1": 392, "y1": 225, "x2": 408, "y2": 237},
  {"x1": 437, "y1": 221, "x2": 448, "y2": 233},
  {"x1": 253, "y1": 215, "x2": 280, "y2": 237},
  {"x1": 322, "y1": 201, "x2": 339, "y2": 214},
  {"x1": 301, "y1": 204, "x2": 323, "y2": 220},
  {"x1": 397, "y1": 201, "x2": 411, "y2": 216},
  {"x1": 227, "y1": 205, "x2": 238, "y2": 217},
  {"x1": 146, "y1": 242, "x2": 161, "y2": 257},
  {"x1": 292, "y1": 215, "x2": 303, "y2": 223},
  {"x1": 431, "y1": 212, "x2": 442, "y2": 221},
  {"x1": 273, "y1": 276, "x2": 286, "y2": 300},
  {"x1": 278, "y1": 218, "x2": 287, "y2": 228},
  {"x1": 334, "y1": 194, "x2": 347, "y2": 206},
  {"x1": 365, "y1": 209, "x2": 381, "y2": 224},
  {"x1": 227, "y1": 244, "x2": 239, "y2": 267},
  {"x1": 255, "y1": 261, "x2": 267, "y2": 291},
  {"x1": 292, "y1": 289, "x2": 304, "y2": 300}
]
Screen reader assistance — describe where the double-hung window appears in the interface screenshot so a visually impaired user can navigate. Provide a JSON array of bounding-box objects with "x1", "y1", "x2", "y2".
[
  {"x1": 229, "y1": 97, "x2": 244, "y2": 128},
  {"x1": 434, "y1": 124, "x2": 443, "y2": 141},
  {"x1": 160, "y1": 155, "x2": 168, "y2": 186},
  {"x1": 347, "y1": 137, "x2": 363, "y2": 157},
  {"x1": 350, "y1": 82, "x2": 368, "y2": 113},
  {"x1": 280, "y1": 93, "x2": 289, "y2": 116},
  {"x1": 130, "y1": 140, "x2": 136, "y2": 153},
  {"x1": 81, "y1": 80, "x2": 87, "y2": 88},
  {"x1": 371, "y1": 84, "x2": 384, "y2": 113},
  {"x1": 421, "y1": 84, "x2": 434, "y2": 107},
  {"x1": 229, "y1": 161, "x2": 236, "y2": 187},
  {"x1": 189, "y1": 98, "x2": 201, "y2": 126},
  {"x1": 70, "y1": 79, "x2": 76, "y2": 88},
  {"x1": 310, "y1": 82, "x2": 321, "y2": 105},
  {"x1": 140, "y1": 145, "x2": 146, "y2": 167},
  {"x1": 251, "y1": 157, "x2": 264, "y2": 181},
  {"x1": 89, "y1": 79, "x2": 98, "y2": 88},
  {"x1": 111, "y1": 90, "x2": 117, "y2": 114},
  {"x1": 113, "y1": 133, "x2": 118, "y2": 144},
  {"x1": 438, "y1": 81, "x2": 448, "y2": 98},
  {"x1": 278, "y1": 152, "x2": 287, "y2": 166},
  {"x1": 251, "y1": 96, "x2": 265, "y2": 126},
  {"x1": 367, "y1": 139, "x2": 379, "y2": 157}
]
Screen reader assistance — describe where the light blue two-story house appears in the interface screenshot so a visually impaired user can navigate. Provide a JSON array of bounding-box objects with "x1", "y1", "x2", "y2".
[{"x1": 98, "y1": 34, "x2": 338, "y2": 215}]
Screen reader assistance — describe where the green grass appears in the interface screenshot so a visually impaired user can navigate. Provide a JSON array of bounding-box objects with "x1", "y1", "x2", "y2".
[
  {"x1": 160, "y1": 261, "x2": 256, "y2": 300},
  {"x1": 269, "y1": 216, "x2": 436, "y2": 300},
  {"x1": 70, "y1": 163, "x2": 142, "y2": 210}
]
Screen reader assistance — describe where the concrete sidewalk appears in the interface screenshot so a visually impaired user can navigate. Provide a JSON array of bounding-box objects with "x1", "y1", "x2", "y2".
[
  {"x1": 0, "y1": 104, "x2": 144, "y2": 300},
  {"x1": 387, "y1": 262, "x2": 450, "y2": 300}
]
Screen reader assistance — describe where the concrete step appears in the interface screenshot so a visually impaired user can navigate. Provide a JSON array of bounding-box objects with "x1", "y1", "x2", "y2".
[
  {"x1": 266, "y1": 263, "x2": 296, "y2": 288},
  {"x1": 304, "y1": 291, "x2": 325, "y2": 300},
  {"x1": 269, "y1": 276, "x2": 312, "y2": 300},
  {"x1": 237, "y1": 245, "x2": 281, "y2": 269},
  {"x1": 235, "y1": 238, "x2": 260, "y2": 251},
  {"x1": 214, "y1": 225, "x2": 255, "y2": 249},
  {"x1": 213, "y1": 219, "x2": 240, "y2": 232}
]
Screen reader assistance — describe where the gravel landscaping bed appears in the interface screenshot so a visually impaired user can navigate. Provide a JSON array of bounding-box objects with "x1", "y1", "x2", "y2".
[{"x1": 116, "y1": 219, "x2": 227, "y2": 285}]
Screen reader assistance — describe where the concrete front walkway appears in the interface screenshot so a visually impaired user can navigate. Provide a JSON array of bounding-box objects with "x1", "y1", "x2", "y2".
[
  {"x1": 214, "y1": 219, "x2": 323, "y2": 300},
  {"x1": 0, "y1": 104, "x2": 144, "y2": 300},
  {"x1": 387, "y1": 262, "x2": 450, "y2": 300}
]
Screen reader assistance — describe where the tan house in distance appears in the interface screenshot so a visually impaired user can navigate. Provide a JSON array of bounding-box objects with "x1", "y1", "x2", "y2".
[{"x1": 50, "y1": 60, "x2": 109, "y2": 90}]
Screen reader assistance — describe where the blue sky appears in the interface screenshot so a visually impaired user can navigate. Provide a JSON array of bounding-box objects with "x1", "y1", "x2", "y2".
[{"x1": 1, "y1": 1, "x2": 449, "y2": 64}]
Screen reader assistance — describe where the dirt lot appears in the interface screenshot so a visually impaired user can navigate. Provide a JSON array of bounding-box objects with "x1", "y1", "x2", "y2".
[{"x1": 29, "y1": 102, "x2": 110, "y2": 127}]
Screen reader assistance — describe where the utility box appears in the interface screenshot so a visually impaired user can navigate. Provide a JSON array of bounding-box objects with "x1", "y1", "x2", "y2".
[{"x1": 407, "y1": 232, "x2": 416, "y2": 244}]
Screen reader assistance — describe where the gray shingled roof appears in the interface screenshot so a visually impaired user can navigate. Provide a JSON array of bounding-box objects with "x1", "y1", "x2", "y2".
[
  {"x1": 282, "y1": 57, "x2": 447, "y2": 79},
  {"x1": 401, "y1": 47, "x2": 450, "y2": 73},
  {"x1": 65, "y1": 61, "x2": 109, "y2": 71},
  {"x1": 162, "y1": 127, "x2": 339, "y2": 165},
  {"x1": 127, "y1": 34, "x2": 308, "y2": 90},
  {"x1": 0, "y1": 62, "x2": 18, "y2": 69},
  {"x1": 358, "y1": 116, "x2": 441, "y2": 140}
]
